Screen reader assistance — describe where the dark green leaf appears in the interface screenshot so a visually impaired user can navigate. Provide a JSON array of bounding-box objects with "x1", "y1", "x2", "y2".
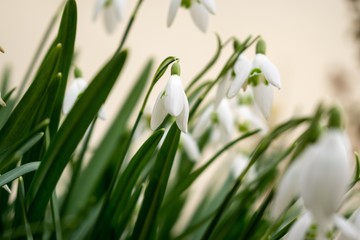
[
  {"x1": 131, "y1": 123, "x2": 180, "y2": 240},
  {"x1": 63, "y1": 59, "x2": 153, "y2": 216},
  {"x1": 26, "y1": 50, "x2": 128, "y2": 222},
  {"x1": 0, "y1": 162, "x2": 40, "y2": 187}
]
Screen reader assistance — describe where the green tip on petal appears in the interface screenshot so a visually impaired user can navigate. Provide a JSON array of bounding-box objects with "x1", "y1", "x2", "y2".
[
  {"x1": 256, "y1": 39, "x2": 266, "y2": 55},
  {"x1": 171, "y1": 62, "x2": 181, "y2": 76},
  {"x1": 181, "y1": 0, "x2": 191, "y2": 8},
  {"x1": 328, "y1": 106, "x2": 343, "y2": 129},
  {"x1": 74, "y1": 66, "x2": 83, "y2": 78}
]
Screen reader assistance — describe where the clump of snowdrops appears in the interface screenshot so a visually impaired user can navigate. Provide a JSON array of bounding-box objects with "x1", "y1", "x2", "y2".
[{"x1": 0, "y1": 1, "x2": 359, "y2": 239}]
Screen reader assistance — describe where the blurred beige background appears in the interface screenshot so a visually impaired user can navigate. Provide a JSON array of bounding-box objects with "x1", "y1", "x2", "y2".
[{"x1": 0, "y1": 0, "x2": 359, "y2": 136}]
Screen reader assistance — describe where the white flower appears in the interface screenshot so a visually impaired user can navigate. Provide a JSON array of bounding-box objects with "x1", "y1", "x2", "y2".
[
  {"x1": 63, "y1": 78, "x2": 107, "y2": 120},
  {"x1": 193, "y1": 99, "x2": 234, "y2": 142},
  {"x1": 272, "y1": 129, "x2": 357, "y2": 239},
  {"x1": 94, "y1": 0, "x2": 126, "y2": 34},
  {"x1": 167, "y1": 0, "x2": 216, "y2": 33},
  {"x1": 150, "y1": 75, "x2": 189, "y2": 133},
  {"x1": 227, "y1": 54, "x2": 252, "y2": 98},
  {"x1": 252, "y1": 54, "x2": 281, "y2": 89},
  {"x1": 181, "y1": 132, "x2": 201, "y2": 161}
]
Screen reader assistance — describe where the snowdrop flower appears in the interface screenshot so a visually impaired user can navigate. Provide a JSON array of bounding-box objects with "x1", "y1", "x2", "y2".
[
  {"x1": 167, "y1": 0, "x2": 216, "y2": 33},
  {"x1": 63, "y1": 78, "x2": 107, "y2": 120},
  {"x1": 248, "y1": 40, "x2": 281, "y2": 119},
  {"x1": 193, "y1": 99, "x2": 234, "y2": 143},
  {"x1": 94, "y1": 0, "x2": 126, "y2": 34},
  {"x1": 151, "y1": 63, "x2": 189, "y2": 133},
  {"x1": 223, "y1": 39, "x2": 281, "y2": 119},
  {"x1": 272, "y1": 127, "x2": 357, "y2": 239},
  {"x1": 181, "y1": 132, "x2": 201, "y2": 161},
  {"x1": 226, "y1": 54, "x2": 252, "y2": 99}
]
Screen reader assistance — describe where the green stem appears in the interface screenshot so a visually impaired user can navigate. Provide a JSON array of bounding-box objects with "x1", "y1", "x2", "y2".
[
  {"x1": 114, "y1": 0, "x2": 144, "y2": 55},
  {"x1": 185, "y1": 35, "x2": 223, "y2": 93}
]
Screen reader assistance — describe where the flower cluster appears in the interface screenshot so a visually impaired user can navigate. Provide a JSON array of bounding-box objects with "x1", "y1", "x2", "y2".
[{"x1": 272, "y1": 112, "x2": 359, "y2": 239}]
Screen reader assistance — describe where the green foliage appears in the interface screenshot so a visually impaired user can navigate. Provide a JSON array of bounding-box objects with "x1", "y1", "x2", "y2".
[{"x1": 0, "y1": 1, "x2": 357, "y2": 239}]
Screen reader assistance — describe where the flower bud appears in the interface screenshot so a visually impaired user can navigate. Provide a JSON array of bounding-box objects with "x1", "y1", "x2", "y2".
[
  {"x1": 328, "y1": 106, "x2": 343, "y2": 129},
  {"x1": 256, "y1": 39, "x2": 266, "y2": 55},
  {"x1": 171, "y1": 62, "x2": 181, "y2": 76},
  {"x1": 74, "y1": 66, "x2": 83, "y2": 78}
]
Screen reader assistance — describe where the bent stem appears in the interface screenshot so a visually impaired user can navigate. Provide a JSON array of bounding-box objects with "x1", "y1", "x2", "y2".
[{"x1": 114, "y1": 0, "x2": 144, "y2": 55}]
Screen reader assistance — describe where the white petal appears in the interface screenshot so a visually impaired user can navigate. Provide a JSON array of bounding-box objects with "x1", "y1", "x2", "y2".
[
  {"x1": 272, "y1": 158, "x2": 305, "y2": 219},
  {"x1": 189, "y1": 2, "x2": 209, "y2": 33},
  {"x1": 252, "y1": 83, "x2": 274, "y2": 119},
  {"x1": 181, "y1": 132, "x2": 201, "y2": 161},
  {"x1": 164, "y1": 75, "x2": 185, "y2": 116},
  {"x1": 334, "y1": 215, "x2": 359, "y2": 240},
  {"x1": 167, "y1": 0, "x2": 181, "y2": 27},
  {"x1": 175, "y1": 92, "x2": 189, "y2": 133},
  {"x1": 63, "y1": 79, "x2": 88, "y2": 115},
  {"x1": 93, "y1": 0, "x2": 105, "y2": 20},
  {"x1": 200, "y1": 0, "x2": 216, "y2": 14},
  {"x1": 103, "y1": 6, "x2": 119, "y2": 34},
  {"x1": 113, "y1": 0, "x2": 126, "y2": 21},
  {"x1": 227, "y1": 55, "x2": 252, "y2": 98},
  {"x1": 253, "y1": 54, "x2": 281, "y2": 89},
  {"x1": 150, "y1": 91, "x2": 168, "y2": 130},
  {"x1": 236, "y1": 106, "x2": 268, "y2": 134},
  {"x1": 286, "y1": 213, "x2": 313, "y2": 240},
  {"x1": 2, "y1": 184, "x2": 11, "y2": 194},
  {"x1": 231, "y1": 154, "x2": 248, "y2": 178},
  {"x1": 192, "y1": 106, "x2": 213, "y2": 138},
  {"x1": 215, "y1": 71, "x2": 232, "y2": 107},
  {"x1": 98, "y1": 105, "x2": 107, "y2": 120},
  {"x1": 217, "y1": 99, "x2": 234, "y2": 137},
  {"x1": 300, "y1": 130, "x2": 351, "y2": 222}
]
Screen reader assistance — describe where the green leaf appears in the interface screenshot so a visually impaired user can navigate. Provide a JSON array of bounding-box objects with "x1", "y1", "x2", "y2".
[
  {"x1": 63, "y1": 59, "x2": 153, "y2": 217},
  {"x1": 50, "y1": 193, "x2": 63, "y2": 240},
  {"x1": 49, "y1": 0, "x2": 77, "y2": 135},
  {"x1": 152, "y1": 56, "x2": 178, "y2": 85},
  {"x1": 0, "y1": 162, "x2": 40, "y2": 187},
  {"x1": 26, "y1": 50, "x2": 128, "y2": 222},
  {"x1": 17, "y1": 177, "x2": 33, "y2": 240},
  {"x1": 95, "y1": 129, "x2": 164, "y2": 237},
  {"x1": 131, "y1": 123, "x2": 180, "y2": 240},
  {"x1": 0, "y1": 44, "x2": 61, "y2": 151},
  {"x1": 162, "y1": 130, "x2": 260, "y2": 208}
]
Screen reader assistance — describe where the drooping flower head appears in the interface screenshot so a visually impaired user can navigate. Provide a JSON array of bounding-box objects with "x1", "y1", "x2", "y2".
[
  {"x1": 167, "y1": 0, "x2": 216, "y2": 33},
  {"x1": 94, "y1": 0, "x2": 126, "y2": 34},
  {"x1": 151, "y1": 62, "x2": 189, "y2": 133},
  {"x1": 224, "y1": 39, "x2": 281, "y2": 119},
  {"x1": 272, "y1": 107, "x2": 357, "y2": 239}
]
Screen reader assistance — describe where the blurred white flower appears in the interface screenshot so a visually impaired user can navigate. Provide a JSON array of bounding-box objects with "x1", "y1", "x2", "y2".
[
  {"x1": 63, "y1": 78, "x2": 107, "y2": 120},
  {"x1": 227, "y1": 54, "x2": 252, "y2": 98},
  {"x1": 94, "y1": 0, "x2": 126, "y2": 34},
  {"x1": 167, "y1": 0, "x2": 216, "y2": 33},
  {"x1": 150, "y1": 75, "x2": 189, "y2": 133},
  {"x1": 272, "y1": 129, "x2": 357, "y2": 239},
  {"x1": 193, "y1": 99, "x2": 234, "y2": 142},
  {"x1": 181, "y1": 132, "x2": 201, "y2": 161}
]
